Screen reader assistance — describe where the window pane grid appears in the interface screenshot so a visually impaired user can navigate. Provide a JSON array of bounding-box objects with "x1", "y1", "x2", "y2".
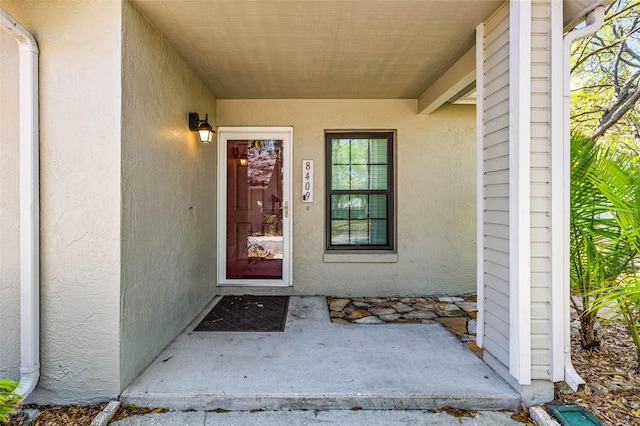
[
  {"x1": 330, "y1": 138, "x2": 390, "y2": 191},
  {"x1": 326, "y1": 132, "x2": 393, "y2": 250}
]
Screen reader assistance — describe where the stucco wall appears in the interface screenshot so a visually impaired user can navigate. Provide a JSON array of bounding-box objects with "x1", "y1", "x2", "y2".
[
  {"x1": 120, "y1": 2, "x2": 218, "y2": 388},
  {"x1": 0, "y1": 25, "x2": 21, "y2": 380},
  {"x1": 217, "y1": 100, "x2": 476, "y2": 296},
  {"x1": 0, "y1": 0, "x2": 124, "y2": 403}
]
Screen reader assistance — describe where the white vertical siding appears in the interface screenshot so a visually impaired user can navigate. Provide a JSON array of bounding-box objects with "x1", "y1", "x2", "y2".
[
  {"x1": 480, "y1": 2, "x2": 511, "y2": 369},
  {"x1": 530, "y1": 0, "x2": 552, "y2": 380}
]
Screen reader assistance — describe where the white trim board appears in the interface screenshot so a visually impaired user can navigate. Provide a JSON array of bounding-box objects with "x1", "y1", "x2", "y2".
[
  {"x1": 475, "y1": 22, "x2": 486, "y2": 349},
  {"x1": 216, "y1": 126, "x2": 294, "y2": 287},
  {"x1": 508, "y1": 0, "x2": 532, "y2": 385},
  {"x1": 549, "y1": 0, "x2": 566, "y2": 382}
]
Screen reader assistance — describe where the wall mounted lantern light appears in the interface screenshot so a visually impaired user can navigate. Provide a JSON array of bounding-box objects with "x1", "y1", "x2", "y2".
[
  {"x1": 239, "y1": 152, "x2": 248, "y2": 167},
  {"x1": 188, "y1": 112, "x2": 215, "y2": 144},
  {"x1": 232, "y1": 147, "x2": 249, "y2": 166}
]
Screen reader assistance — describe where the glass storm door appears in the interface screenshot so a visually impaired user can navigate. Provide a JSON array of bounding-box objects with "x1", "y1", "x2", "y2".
[{"x1": 217, "y1": 127, "x2": 292, "y2": 286}]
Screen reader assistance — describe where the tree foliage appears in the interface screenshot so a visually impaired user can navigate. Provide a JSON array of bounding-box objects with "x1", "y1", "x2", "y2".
[
  {"x1": 571, "y1": 0, "x2": 640, "y2": 144},
  {"x1": 586, "y1": 138, "x2": 640, "y2": 365},
  {"x1": 569, "y1": 0, "x2": 640, "y2": 352},
  {"x1": 570, "y1": 133, "x2": 638, "y2": 348}
]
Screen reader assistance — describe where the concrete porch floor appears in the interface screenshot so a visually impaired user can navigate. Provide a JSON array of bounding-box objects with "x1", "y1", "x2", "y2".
[{"x1": 120, "y1": 296, "x2": 520, "y2": 411}]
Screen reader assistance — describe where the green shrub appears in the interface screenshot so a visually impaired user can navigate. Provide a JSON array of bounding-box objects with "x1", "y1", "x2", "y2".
[{"x1": 0, "y1": 379, "x2": 22, "y2": 422}]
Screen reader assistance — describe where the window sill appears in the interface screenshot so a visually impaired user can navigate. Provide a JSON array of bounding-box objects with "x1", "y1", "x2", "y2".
[{"x1": 323, "y1": 252, "x2": 398, "y2": 263}]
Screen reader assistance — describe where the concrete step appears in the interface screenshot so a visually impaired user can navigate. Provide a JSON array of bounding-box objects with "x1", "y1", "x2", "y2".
[{"x1": 121, "y1": 296, "x2": 521, "y2": 411}]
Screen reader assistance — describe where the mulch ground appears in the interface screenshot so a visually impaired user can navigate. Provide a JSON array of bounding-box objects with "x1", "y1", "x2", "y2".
[
  {"x1": 552, "y1": 320, "x2": 640, "y2": 426},
  {"x1": 2, "y1": 403, "x2": 155, "y2": 426},
  {"x1": 4, "y1": 404, "x2": 108, "y2": 425},
  {"x1": 3, "y1": 321, "x2": 639, "y2": 425}
]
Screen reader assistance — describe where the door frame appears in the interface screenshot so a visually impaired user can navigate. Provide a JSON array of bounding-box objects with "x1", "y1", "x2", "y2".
[{"x1": 216, "y1": 126, "x2": 293, "y2": 287}]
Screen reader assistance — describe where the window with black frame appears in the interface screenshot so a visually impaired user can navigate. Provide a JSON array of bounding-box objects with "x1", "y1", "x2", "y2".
[{"x1": 325, "y1": 132, "x2": 394, "y2": 250}]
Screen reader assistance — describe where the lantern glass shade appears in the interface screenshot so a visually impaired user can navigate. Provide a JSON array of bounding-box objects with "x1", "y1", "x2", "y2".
[
  {"x1": 239, "y1": 153, "x2": 248, "y2": 166},
  {"x1": 189, "y1": 112, "x2": 215, "y2": 143},
  {"x1": 198, "y1": 126, "x2": 214, "y2": 143}
]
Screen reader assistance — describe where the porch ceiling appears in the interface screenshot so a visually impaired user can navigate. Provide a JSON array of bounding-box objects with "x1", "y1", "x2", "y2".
[{"x1": 131, "y1": 0, "x2": 607, "y2": 100}]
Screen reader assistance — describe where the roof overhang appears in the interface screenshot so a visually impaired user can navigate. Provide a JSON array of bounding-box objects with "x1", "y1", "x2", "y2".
[
  {"x1": 130, "y1": 0, "x2": 504, "y2": 100},
  {"x1": 417, "y1": 46, "x2": 475, "y2": 114},
  {"x1": 130, "y1": 0, "x2": 612, "y2": 102}
]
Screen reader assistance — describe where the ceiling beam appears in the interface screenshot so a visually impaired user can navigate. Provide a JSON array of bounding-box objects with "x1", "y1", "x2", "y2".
[{"x1": 417, "y1": 46, "x2": 476, "y2": 115}]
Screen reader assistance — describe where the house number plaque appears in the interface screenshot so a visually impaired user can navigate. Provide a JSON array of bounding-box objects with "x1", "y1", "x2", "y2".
[{"x1": 302, "y1": 160, "x2": 313, "y2": 202}]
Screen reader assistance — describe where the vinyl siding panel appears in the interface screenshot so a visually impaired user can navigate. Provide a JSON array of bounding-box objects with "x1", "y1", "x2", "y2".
[
  {"x1": 530, "y1": 0, "x2": 552, "y2": 380},
  {"x1": 484, "y1": 56, "x2": 509, "y2": 82},
  {"x1": 484, "y1": 184, "x2": 510, "y2": 200},
  {"x1": 484, "y1": 101, "x2": 510, "y2": 122},
  {"x1": 485, "y1": 248, "x2": 509, "y2": 266},
  {"x1": 484, "y1": 155, "x2": 509, "y2": 173},
  {"x1": 484, "y1": 143, "x2": 509, "y2": 160},
  {"x1": 486, "y1": 263, "x2": 510, "y2": 283},
  {"x1": 485, "y1": 211, "x2": 509, "y2": 226},
  {"x1": 484, "y1": 335, "x2": 510, "y2": 366},
  {"x1": 485, "y1": 235, "x2": 509, "y2": 253},
  {"x1": 480, "y1": 1, "x2": 511, "y2": 373},
  {"x1": 484, "y1": 119, "x2": 510, "y2": 138},
  {"x1": 532, "y1": 257, "x2": 551, "y2": 273},
  {"x1": 485, "y1": 196, "x2": 508, "y2": 212},
  {"x1": 484, "y1": 77, "x2": 509, "y2": 102},
  {"x1": 484, "y1": 170, "x2": 509, "y2": 186},
  {"x1": 484, "y1": 128, "x2": 510, "y2": 148},
  {"x1": 486, "y1": 286, "x2": 510, "y2": 310}
]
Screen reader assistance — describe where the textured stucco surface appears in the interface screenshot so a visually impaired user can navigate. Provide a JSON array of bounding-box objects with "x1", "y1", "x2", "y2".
[
  {"x1": 217, "y1": 100, "x2": 476, "y2": 296},
  {"x1": 0, "y1": 0, "x2": 123, "y2": 403},
  {"x1": 1, "y1": 0, "x2": 474, "y2": 404},
  {"x1": 120, "y1": 2, "x2": 218, "y2": 389},
  {"x1": 0, "y1": 27, "x2": 21, "y2": 380}
]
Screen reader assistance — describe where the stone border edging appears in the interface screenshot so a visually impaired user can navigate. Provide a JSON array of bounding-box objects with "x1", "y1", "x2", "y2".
[
  {"x1": 90, "y1": 400, "x2": 121, "y2": 426},
  {"x1": 327, "y1": 296, "x2": 482, "y2": 357},
  {"x1": 529, "y1": 406, "x2": 560, "y2": 426}
]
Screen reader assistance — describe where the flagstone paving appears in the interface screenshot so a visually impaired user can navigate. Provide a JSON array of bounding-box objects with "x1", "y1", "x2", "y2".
[{"x1": 327, "y1": 296, "x2": 482, "y2": 357}]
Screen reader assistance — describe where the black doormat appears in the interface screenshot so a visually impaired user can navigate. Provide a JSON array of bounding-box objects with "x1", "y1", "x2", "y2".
[{"x1": 194, "y1": 295, "x2": 289, "y2": 332}]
